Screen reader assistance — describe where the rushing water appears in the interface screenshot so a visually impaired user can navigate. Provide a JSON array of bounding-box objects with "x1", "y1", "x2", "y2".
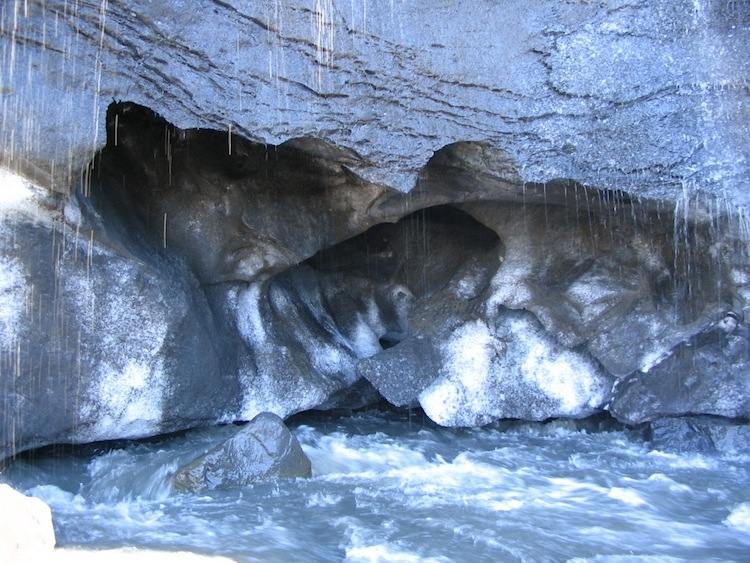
[{"x1": 2, "y1": 409, "x2": 750, "y2": 562}]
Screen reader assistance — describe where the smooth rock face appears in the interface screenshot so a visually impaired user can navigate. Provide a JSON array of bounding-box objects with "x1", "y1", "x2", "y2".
[
  {"x1": 610, "y1": 320, "x2": 750, "y2": 424},
  {"x1": 0, "y1": 483, "x2": 56, "y2": 558},
  {"x1": 172, "y1": 413, "x2": 311, "y2": 492},
  {"x1": 1, "y1": 1, "x2": 748, "y2": 206},
  {"x1": 0, "y1": 171, "x2": 228, "y2": 458}
]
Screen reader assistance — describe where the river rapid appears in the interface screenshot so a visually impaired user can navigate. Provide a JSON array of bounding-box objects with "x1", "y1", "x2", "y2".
[{"x1": 2, "y1": 409, "x2": 750, "y2": 562}]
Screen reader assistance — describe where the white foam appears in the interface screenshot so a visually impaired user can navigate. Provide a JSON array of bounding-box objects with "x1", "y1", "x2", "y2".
[
  {"x1": 346, "y1": 543, "x2": 429, "y2": 563},
  {"x1": 306, "y1": 492, "x2": 342, "y2": 507},
  {"x1": 303, "y1": 433, "x2": 428, "y2": 477},
  {"x1": 725, "y1": 503, "x2": 750, "y2": 533},
  {"x1": 26, "y1": 485, "x2": 86, "y2": 511},
  {"x1": 339, "y1": 518, "x2": 449, "y2": 563},
  {"x1": 608, "y1": 487, "x2": 648, "y2": 507}
]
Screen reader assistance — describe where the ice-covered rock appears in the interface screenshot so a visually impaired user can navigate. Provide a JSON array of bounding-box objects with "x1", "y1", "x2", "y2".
[
  {"x1": 419, "y1": 313, "x2": 612, "y2": 426},
  {"x1": 0, "y1": 170, "x2": 227, "y2": 457}
]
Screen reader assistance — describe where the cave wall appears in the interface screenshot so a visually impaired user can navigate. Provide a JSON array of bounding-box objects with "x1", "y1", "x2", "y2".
[
  {"x1": 1, "y1": 0, "x2": 749, "y2": 205},
  {"x1": 1, "y1": 0, "x2": 750, "y2": 457},
  {"x1": 1, "y1": 102, "x2": 748, "y2": 458}
]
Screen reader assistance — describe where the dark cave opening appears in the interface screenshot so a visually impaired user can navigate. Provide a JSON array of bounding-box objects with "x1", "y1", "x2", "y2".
[{"x1": 306, "y1": 204, "x2": 503, "y2": 301}]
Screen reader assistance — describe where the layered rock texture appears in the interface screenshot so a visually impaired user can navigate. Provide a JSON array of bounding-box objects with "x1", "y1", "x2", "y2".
[
  {"x1": 1, "y1": 1, "x2": 749, "y2": 457},
  {"x1": 1, "y1": 1, "x2": 748, "y2": 203}
]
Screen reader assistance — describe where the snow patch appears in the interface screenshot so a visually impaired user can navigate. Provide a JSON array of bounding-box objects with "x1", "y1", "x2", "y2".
[
  {"x1": 350, "y1": 315, "x2": 382, "y2": 358},
  {"x1": 86, "y1": 360, "x2": 167, "y2": 438},
  {"x1": 0, "y1": 168, "x2": 57, "y2": 225},
  {"x1": 511, "y1": 316, "x2": 606, "y2": 414},
  {"x1": 420, "y1": 313, "x2": 609, "y2": 426},
  {"x1": 418, "y1": 320, "x2": 493, "y2": 426}
]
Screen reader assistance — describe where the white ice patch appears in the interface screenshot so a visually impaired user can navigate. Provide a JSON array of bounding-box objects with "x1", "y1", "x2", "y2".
[
  {"x1": 419, "y1": 320, "x2": 494, "y2": 425},
  {"x1": 512, "y1": 316, "x2": 606, "y2": 414},
  {"x1": 87, "y1": 360, "x2": 167, "y2": 438},
  {"x1": 725, "y1": 503, "x2": 750, "y2": 533},
  {"x1": 237, "y1": 362, "x2": 303, "y2": 422},
  {"x1": 0, "y1": 168, "x2": 57, "y2": 225},
  {"x1": 420, "y1": 314, "x2": 608, "y2": 426},
  {"x1": 366, "y1": 296, "x2": 385, "y2": 335},
  {"x1": 485, "y1": 218, "x2": 533, "y2": 313},
  {"x1": 234, "y1": 282, "x2": 353, "y2": 422},
  {"x1": 565, "y1": 270, "x2": 622, "y2": 323},
  {"x1": 350, "y1": 315, "x2": 382, "y2": 358},
  {"x1": 236, "y1": 283, "x2": 267, "y2": 344},
  {"x1": 0, "y1": 168, "x2": 36, "y2": 211},
  {"x1": 68, "y1": 259, "x2": 171, "y2": 441}
]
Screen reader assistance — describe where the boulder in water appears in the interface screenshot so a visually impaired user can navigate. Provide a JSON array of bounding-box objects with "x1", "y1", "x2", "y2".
[{"x1": 172, "y1": 413, "x2": 311, "y2": 492}]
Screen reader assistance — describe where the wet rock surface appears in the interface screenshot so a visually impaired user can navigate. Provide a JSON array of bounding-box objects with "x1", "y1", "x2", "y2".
[
  {"x1": 172, "y1": 413, "x2": 311, "y2": 492},
  {"x1": 648, "y1": 416, "x2": 750, "y2": 454},
  {"x1": 610, "y1": 317, "x2": 750, "y2": 424}
]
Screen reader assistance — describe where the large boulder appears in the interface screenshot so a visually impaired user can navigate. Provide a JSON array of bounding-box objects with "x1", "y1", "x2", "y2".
[
  {"x1": 0, "y1": 170, "x2": 228, "y2": 458},
  {"x1": 610, "y1": 317, "x2": 750, "y2": 424},
  {"x1": 172, "y1": 413, "x2": 311, "y2": 492},
  {"x1": 0, "y1": 483, "x2": 56, "y2": 559},
  {"x1": 647, "y1": 416, "x2": 750, "y2": 454}
]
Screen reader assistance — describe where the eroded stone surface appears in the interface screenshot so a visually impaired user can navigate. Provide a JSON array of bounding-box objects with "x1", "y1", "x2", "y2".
[{"x1": 1, "y1": 1, "x2": 748, "y2": 206}]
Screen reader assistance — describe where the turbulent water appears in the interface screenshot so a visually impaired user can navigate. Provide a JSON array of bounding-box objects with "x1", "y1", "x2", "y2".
[{"x1": 2, "y1": 410, "x2": 750, "y2": 562}]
